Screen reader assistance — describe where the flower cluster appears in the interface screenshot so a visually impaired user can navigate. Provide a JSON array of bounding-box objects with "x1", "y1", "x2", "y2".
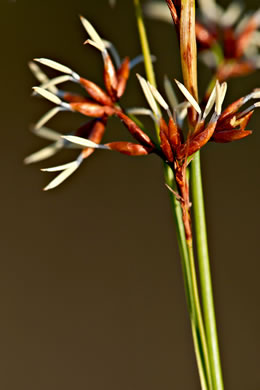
[
  {"x1": 27, "y1": 13, "x2": 259, "y2": 196},
  {"x1": 145, "y1": 0, "x2": 260, "y2": 81},
  {"x1": 26, "y1": 16, "x2": 155, "y2": 190}
]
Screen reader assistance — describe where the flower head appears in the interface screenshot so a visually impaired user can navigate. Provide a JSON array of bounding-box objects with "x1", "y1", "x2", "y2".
[
  {"x1": 145, "y1": 0, "x2": 260, "y2": 81},
  {"x1": 27, "y1": 16, "x2": 156, "y2": 190}
]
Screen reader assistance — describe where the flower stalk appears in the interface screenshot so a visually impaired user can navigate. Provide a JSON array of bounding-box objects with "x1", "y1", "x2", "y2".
[
  {"x1": 179, "y1": 0, "x2": 224, "y2": 389},
  {"x1": 133, "y1": 0, "x2": 212, "y2": 388}
]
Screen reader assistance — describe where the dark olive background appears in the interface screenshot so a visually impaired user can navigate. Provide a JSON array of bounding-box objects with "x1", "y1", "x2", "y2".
[{"x1": 1, "y1": 0, "x2": 260, "y2": 389}]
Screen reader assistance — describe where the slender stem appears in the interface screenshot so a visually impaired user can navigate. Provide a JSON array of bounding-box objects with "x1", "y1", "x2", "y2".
[
  {"x1": 133, "y1": 0, "x2": 157, "y2": 88},
  {"x1": 133, "y1": 1, "x2": 211, "y2": 387},
  {"x1": 179, "y1": 0, "x2": 224, "y2": 388},
  {"x1": 187, "y1": 241, "x2": 213, "y2": 390},
  {"x1": 191, "y1": 152, "x2": 224, "y2": 390},
  {"x1": 165, "y1": 160, "x2": 211, "y2": 390}
]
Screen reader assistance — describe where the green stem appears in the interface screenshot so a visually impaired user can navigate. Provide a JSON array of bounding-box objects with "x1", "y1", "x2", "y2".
[
  {"x1": 133, "y1": 1, "x2": 211, "y2": 387},
  {"x1": 191, "y1": 152, "x2": 224, "y2": 390},
  {"x1": 133, "y1": 0, "x2": 157, "y2": 87},
  {"x1": 187, "y1": 241, "x2": 213, "y2": 390},
  {"x1": 165, "y1": 166, "x2": 211, "y2": 390}
]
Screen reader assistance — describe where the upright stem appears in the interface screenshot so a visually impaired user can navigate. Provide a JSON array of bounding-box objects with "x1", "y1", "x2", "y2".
[
  {"x1": 179, "y1": 0, "x2": 224, "y2": 388},
  {"x1": 133, "y1": 0, "x2": 157, "y2": 88},
  {"x1": 191, "y1": 153, "x2": 224, "y2": 390},
  {"x1": 133, "y1": 0, "x2": 211, "y2": 388}
]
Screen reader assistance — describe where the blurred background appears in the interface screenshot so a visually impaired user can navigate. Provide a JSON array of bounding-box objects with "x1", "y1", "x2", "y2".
[{"x1": 2, "y1": 0, "x2": 260, "y2": 388}]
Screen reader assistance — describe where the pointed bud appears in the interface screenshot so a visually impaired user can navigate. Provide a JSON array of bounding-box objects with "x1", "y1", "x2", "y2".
[
  {"x1": 62, "y1": 92, "x2": 88, "y2": 103},
  {"x1": 159, "y1": 118, "x2": 174, "y2": 163},
  {"x1": 217, "y1": 96, "x2": 244, "y2": 125},
  {"x1": 106, "y1": 142, "x2": 150, "y2": 156},
  {"x1": 178, "y1": 121, "x2": 217, "y2": 159},
  {"x1": 115, "y1": 111, "x2": 155, "y2": 149},
  {"x1": 212, "y1": 129, "x2": 252, "y2": 143},
  {"x1": 168, "y1": 117, "x2": 181, "y2": 150},
  {"x1": 70, "y1": 101, "x2": 115, "y2": 117},
  {"x1": 75, "y1": 118, "x2": 106, "y2": 143},
  {"x1": 116, "y1": 57, "x2": 130, "y2": 98},
  {"x1": 79, "y1": 77, "x2": 113, "y2": 106},
  {"x1": 104, "y1": 52, "x2": 118, "y2": 101}
]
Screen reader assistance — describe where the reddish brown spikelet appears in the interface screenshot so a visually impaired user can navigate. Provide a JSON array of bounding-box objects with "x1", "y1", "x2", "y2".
[
  {"x1": 235, "y1": 11, "x2": 260, "y2": 58},
  {"x1": 79, "y1": 119, "x2": 107, "y2": 159},
  {"x1": 160, "y1": 117, "x2": 169, "y2": 137},
  {"x1": 116, "y1": 57, "x2": 130, "y2": 99},
  {"x1": 223, "y1": 28, "x2": 237, "y2": 59},
  {"x1": 217, "y1": 61, "x2": 255, "y2": 82},
  {"x1": 159, "y1": 118, "x2": 174, "y2": 162},
  {"x1": 217, "y1": 96, "x2": 245, "y2": 126},
  {"x1": 195, "y1": 22, "x2": 216, "y2": 49},
  {"x1": 71, "y1": 101, "x2": 115, "y2": 117},
  {"x1": 104, "y1": 53, "x2": 118, "y2": 101},
  {"x1": 106, "y1": 142, "x2": 150, "y2": 156},
  {"x1": 79, "y1": 77, "x2": 113, "y2": 106},
  {"x1": 178, "y1": 121, "x2": 217, "y2": 159},
  {"x1": 168, "y1": 117, "x2": 181, "y2": 150},
  {"x1": 212, "y1": 129, "x2": 252, "y2": 143},
  {"x1": 115, "y1": 111, "x2": 155, "y2": 149},
  {"x1": 78, "y1": 118, "x2": 107, "y2": 143},
  {"x1": 63, "y1": 93, "x2": 88, "y2": 103}
]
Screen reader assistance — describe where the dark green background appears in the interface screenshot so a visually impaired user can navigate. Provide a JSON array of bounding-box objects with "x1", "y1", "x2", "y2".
[{"x1": 1, "y1": 0, "x2": 260, "y2": 388}]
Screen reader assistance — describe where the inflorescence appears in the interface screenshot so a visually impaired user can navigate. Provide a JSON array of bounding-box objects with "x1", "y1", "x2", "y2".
[{"x1": 26, "y1": 7, "x2": 259, "y2": 201}]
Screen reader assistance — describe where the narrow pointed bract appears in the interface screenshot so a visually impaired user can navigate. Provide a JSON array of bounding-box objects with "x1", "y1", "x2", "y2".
[
  {"x1": 80, "y1": 15, "x2": 106, "y2": 53},
  {"x1": 175, "y1": 79, "x2": 201, "y2": 115},
  {"x1": 29, "y1": 61, "x2": 58, "y2": 94},
  {"x1": 34, "y1": 107, "x2": 62, "y2": 130},
  {"x1": 34, "y1": 58, "x2": 79, "y2": 80},
  {"x1": 31, "y1": 126, "x2": 62, "y2": 141},
  {"x1": 24, "y1": 141, "x2": 64, "y2": 165},
  {"x1": 62, "y1": 136, "x2": 109, "y2": 150},
  {"x1": 43, "y1": 161, "x2": 80, "y2": 191},
  {"x1": 137, "y1": 74, "x2": 160, "y2": 118},
  {"x1": 33, "y1": 87, "x2": 62, "y2": 105}
]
